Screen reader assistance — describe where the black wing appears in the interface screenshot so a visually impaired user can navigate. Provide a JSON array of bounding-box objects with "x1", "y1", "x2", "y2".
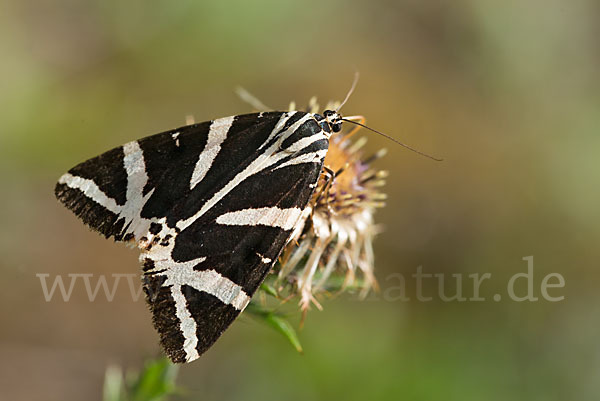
[{"x1": 55, "y1": 111, "x2": 331, "y2": 362}]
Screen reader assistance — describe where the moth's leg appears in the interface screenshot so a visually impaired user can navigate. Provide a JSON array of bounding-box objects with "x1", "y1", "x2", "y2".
[
  {"x1": 334, "y1": 163, "x2": 349, "y2": 178},
  {"x1": 313, "y1": 166, "x2": 337, "y2": 216},
  {"x1": 324, "y1": 163, "x2": 351, "y2": 214},
  {"x1": 301, "y1": 165, "x2": 336, "y2": 237}
]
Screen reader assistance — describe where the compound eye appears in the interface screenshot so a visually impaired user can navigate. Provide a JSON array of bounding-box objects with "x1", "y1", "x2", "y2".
[
  {"x1": 323, "y1": 110, "x2": 334, "y2": 118},
  {"x1": 332, "y1": 122, "x2": 342, "y2": 133}
]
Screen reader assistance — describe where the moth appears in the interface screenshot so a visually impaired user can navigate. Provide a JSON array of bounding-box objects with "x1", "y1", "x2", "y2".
[{"x1": 55, "y1": 109, "x2": 346, "y2": 363}]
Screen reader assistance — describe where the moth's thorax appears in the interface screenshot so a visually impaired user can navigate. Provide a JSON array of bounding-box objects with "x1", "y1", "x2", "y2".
[{"x1": 311, "y1": 115, "x2": 332, "y2": 140}]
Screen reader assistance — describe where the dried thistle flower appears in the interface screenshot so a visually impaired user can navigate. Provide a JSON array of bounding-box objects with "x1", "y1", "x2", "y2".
[{"x1": 270, "y1": 97, "x2": 388, "y2": 314}]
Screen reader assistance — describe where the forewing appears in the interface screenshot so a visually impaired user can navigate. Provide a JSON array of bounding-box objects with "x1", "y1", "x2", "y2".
[
  {"x1": 55, "y1": 110, "x2": 330, "y2": 363},
  {"x1": 55, "y1": 112, "x2": 286, "y2": 241},
  {"x1": 141, "y1": 112, "x2": 330, "y2": 362}
]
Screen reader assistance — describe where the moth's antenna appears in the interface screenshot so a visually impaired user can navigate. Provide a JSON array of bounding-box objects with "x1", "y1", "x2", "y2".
[
  {"x1": 341, "y1": 118, "x2": 443, "y2": 161},
  {"x1": 235, "y1": 86, "x2": 273, "y2": 111},
  {"x1": 335, "y1": 71, "x2": 360, "y2": 113}
]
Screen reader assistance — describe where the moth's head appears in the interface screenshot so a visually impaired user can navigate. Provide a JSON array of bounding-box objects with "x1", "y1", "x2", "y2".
[{"x1": 322, "y1": 109, "x2": 343, "y2": 133}]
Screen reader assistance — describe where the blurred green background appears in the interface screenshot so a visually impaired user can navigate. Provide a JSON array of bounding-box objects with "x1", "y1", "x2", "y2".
[{"x1": 1, "y1": 1, "x2": 599, "y2": 400}]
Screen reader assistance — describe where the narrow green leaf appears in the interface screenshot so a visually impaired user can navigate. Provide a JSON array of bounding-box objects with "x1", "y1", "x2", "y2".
[
  {"x1": 259, "y1": 282, "x2": 279, "y2": 298},
  {"x1": 128, "y1": 358, "x2": 179, "y2": 401},
  {"x1": 246, "y1": 303, "x2": 303, "y2": 354},
  {"x1": 264, "y1": 312, "x2": 304, "y2": 354}
]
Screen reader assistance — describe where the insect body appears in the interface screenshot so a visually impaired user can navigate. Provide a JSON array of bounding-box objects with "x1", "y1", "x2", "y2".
[{"x1": 55, "y1": 110, "x2": 343, "y2": 362}]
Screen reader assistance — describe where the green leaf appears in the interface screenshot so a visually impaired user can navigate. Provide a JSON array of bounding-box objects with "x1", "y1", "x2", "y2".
[
  {"x1": 259, "y1": 282, "x2": 279, "y2": 298},
  {"x1": 246, "y1": 302, "x2": 303, "y2": 354},
  {"x1": 129, "y1": 359, "x2": 179, "y2": 401},
  {"x1": 103, "y1": 358, "x2": 179, "y2": 401}
]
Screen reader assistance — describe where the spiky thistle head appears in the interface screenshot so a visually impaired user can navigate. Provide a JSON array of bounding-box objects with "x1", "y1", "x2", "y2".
[{"x1": 272, "y1": 97, "x2": 388, "y2": 314}]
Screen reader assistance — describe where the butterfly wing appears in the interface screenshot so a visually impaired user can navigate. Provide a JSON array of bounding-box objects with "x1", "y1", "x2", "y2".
[{"x1": 55, "y1": 111, "x2": 331, "y2": 362}]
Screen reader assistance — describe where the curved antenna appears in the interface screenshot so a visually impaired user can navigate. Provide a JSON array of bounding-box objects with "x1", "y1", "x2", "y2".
[
  {"x1": 335, "y1": 71, "x2": 360, "y2": 113},
  {"x1": 341, "y1": 118, "x2": 443, "y2": 161}
]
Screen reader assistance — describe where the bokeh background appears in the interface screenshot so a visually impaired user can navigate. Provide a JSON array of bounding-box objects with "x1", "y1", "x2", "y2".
[{"x1": 1, "y1": 1, "x2": 599, "y2": 400}]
